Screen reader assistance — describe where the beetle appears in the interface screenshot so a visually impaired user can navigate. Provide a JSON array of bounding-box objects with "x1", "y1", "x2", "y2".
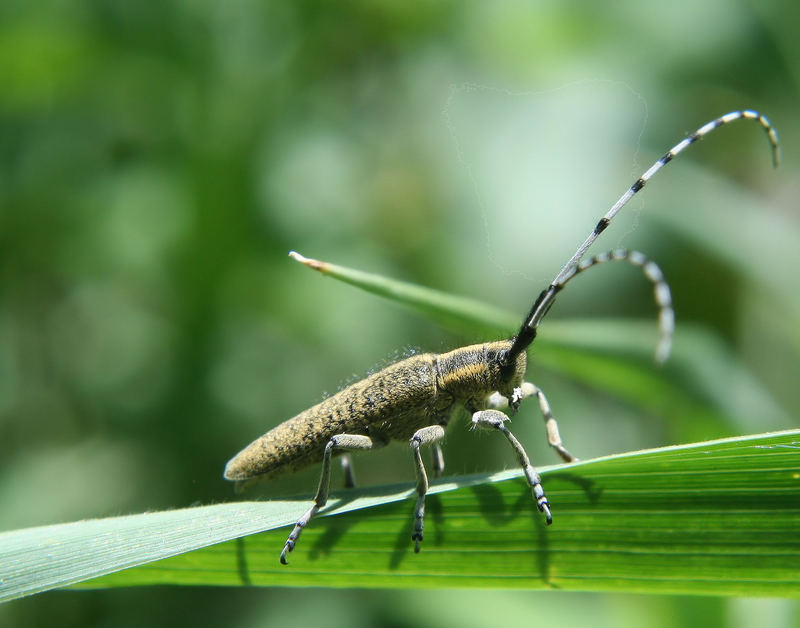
[{"x1": 224, "y1": 110, "x2": 779, "y2": 564}]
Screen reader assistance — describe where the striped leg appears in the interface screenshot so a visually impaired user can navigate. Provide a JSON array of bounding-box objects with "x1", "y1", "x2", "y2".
[
  {"x1": 524, "y1": 382, "x2": 576, "y2": 463},
  {"x1": 489, "y1": 381, "x2": 576, "y2": 463},
  {"x1": 471, "y1": 409, "x2": 552, "y2": 524}
]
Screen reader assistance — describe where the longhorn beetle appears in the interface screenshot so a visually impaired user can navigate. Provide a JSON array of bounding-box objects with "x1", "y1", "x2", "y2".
[{"x1": 224, "y1": 110, "x2": 780, "y2": 564}]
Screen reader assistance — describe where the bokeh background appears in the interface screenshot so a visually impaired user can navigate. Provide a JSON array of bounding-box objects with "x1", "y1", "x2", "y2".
[{"x1": 1, "y1": 1, "x2": 798, "y2": 626}]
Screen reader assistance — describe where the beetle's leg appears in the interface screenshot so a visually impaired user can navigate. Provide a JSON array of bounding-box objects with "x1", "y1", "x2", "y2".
[
  {"x1": 522, "y1": 382, "x2": 577, "y2": 463},
  {"x1": 489, "y1": 383, "x2": 577, "y2": 463},
  {"x1": 431, "y1": 444, "x2": 445, "y2": 478},
  {"x1": 340, "y1": 454, "x2": 356, "y2": 488},
  {"x1": 471, "y1": 409, "x2": 552, "y2": 524},
  {"x1": 281, "y1": 434, "x2": 380, "y2": 565},
  {"x1": 409, "y1": 425, "x2": 446, "y2": 553}
]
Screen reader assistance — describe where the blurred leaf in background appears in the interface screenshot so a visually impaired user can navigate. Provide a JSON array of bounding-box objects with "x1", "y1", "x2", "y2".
[{"x1": 0, "y1": 0, "x2": 798, "y2": 626}]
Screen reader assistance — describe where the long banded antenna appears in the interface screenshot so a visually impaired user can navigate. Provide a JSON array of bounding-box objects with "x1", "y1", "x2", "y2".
[{"x1": 507, "y1": 109, "x2": 780, "y2": 361}]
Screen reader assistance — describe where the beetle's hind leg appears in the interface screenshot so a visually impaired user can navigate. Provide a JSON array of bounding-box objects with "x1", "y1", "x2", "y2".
[
  {"x1": 340, "y1": 454, "x2": 356, "y2": 488},
  {"x1": 431, "y1": 443, "x2": 445, "y2": 477},
  {"x1": 281, "y1": 434, "x2": 384, "y2": 565},
  {"x1": 409, "y1": 425, "x2": 447, "y2": 553},
  {"x1": 471, "y1": 409, "x2": 552, "y2": 524}
]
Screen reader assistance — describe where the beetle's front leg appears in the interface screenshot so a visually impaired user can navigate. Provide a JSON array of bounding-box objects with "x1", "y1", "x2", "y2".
[
  {"x1": 487, "y1": 382, "x2": 577, "y2": 463},
  {"x1": 471, "y1": 409, "x2": 552, "y2": 524}
]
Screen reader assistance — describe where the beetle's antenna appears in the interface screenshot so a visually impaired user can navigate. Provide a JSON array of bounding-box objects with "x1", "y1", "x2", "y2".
[
  {"x1": 507, "y1": 109, "x2": 779, "y2": 363},
  {"x1": 509, "y1": 250, "x2": 674, "y2": 363}
]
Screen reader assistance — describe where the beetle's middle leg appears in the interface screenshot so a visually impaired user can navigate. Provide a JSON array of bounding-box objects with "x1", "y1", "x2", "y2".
[
  {"x1": 487, "y1": 382, "x2": 577, "y2": 463},
  {"x1": 281, "y1": 433, "x2": 383, "y2": 565},
  {"x1": 409, "y1": 425, "x2": 446, "y2": 553}
]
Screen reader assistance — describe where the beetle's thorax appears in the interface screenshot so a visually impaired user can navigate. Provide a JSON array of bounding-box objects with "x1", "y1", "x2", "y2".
[{"x1": 435, "y1": 340, "x2": 526, "y2": 404}]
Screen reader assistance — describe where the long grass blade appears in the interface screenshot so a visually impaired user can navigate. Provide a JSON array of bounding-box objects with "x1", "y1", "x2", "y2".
[{"x1": 1, "y1": 430, "x2": 798, "y2": 601}]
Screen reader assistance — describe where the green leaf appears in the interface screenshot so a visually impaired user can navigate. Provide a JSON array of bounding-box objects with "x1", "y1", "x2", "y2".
[
  {"x1": 287, "y1": 252, "x2": 790, "y2": 430},
  {"x1": 2, "y1": 430, "x2": 799, "y2": 601},
  {"x1": 288, "y1": 250, "x2": 518, "y2": 335},
  {"x1": 534, "y1": 320, "x2": 790, "y2": 433}
]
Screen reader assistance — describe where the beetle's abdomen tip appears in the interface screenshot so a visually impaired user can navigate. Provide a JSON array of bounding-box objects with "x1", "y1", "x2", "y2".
[{"x1": 223, "y1": 454, "x2": 248, "y2": 482}]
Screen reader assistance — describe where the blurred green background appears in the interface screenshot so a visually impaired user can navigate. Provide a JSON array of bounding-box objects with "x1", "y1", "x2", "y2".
[{"x1": 1, "y1": 0, "x2": 798, "y2": 626}]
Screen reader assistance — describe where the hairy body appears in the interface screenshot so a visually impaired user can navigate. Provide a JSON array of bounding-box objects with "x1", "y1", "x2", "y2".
[{"x1": 224, "y1": 341, "x2": 524, "y2": 481}]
